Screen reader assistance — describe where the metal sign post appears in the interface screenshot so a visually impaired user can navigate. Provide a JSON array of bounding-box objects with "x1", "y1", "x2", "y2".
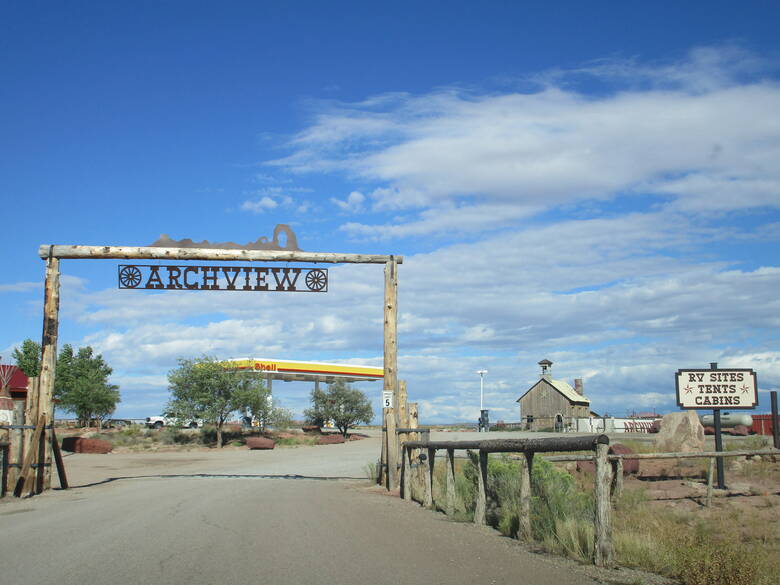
[{"x1": 675, "y1": 362, "x2": 758, "y2": 490}]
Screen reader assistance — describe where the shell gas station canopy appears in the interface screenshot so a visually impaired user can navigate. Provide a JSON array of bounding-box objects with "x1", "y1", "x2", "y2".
[{"x1": 224, "y1": 358, "x2": 383, "y2": 384}]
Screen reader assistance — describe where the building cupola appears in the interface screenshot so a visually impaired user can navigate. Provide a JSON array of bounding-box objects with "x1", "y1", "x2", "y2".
[{"x1": 538, "y1": 359, "x2": 553, "y2": 380}]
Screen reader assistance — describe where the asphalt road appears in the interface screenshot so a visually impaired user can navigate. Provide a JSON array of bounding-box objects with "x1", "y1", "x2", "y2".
[{"x1": 0, "y1": 434, "x2": 605, "y2": 585}]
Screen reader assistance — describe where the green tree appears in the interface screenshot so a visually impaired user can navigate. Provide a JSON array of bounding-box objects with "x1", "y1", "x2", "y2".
[
  {"x1": 166, "y1": 355, "x2": 245, "y2": 448},
  {"x1": 232, "y1": 376, "x2": 293, "y2": 431},
  {"x1": 304, "y1": 379, "x2": 374, "y2": 437},
  {"x1": 12, "y1": 339, "x2": 41, "y2": 377},
  {"x1": 55, "y1": 344, "x2": 120, "y2": 427}
]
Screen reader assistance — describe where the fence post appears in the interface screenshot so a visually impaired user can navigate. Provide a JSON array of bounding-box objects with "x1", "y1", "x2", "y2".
[
  {"x1": 610, "y1": 458, "x2": 623, "y2": 502},
  {"x1": 424, "y1": 447, "x2": 435, "y2": 509},
  {"x1": 474, "y1": 450, "x2": 488, "y2": 526},
  {"x1": 445, "y1": 448, "x2": 456, "y2": 516},
  {"x1": 594, "y1": 443, "x2": 614, "y2": 567},
  {"x1": 519, "y1": 451, "x2": 533, "y2": 539},
  {"x1": 401, "y1": 446, "x2": 409, "y2": 500},
  {"x1": 706, "y1": 456, "x2": 715, "y2": 507}
]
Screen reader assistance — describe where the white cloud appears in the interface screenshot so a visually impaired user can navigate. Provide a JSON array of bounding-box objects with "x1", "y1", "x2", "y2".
[
  {"x1": 267, "y1": 46, "x2": 780, "y2": 237},
  {"x1": 0, "y1": 282, "x2": 39, "y2": 293},
  {"x1": 241, "y1": 195, "x2": 278, "y2": 213},
  {"x1": 330, "y1": 190, "x2": 366, "y2": 213}
]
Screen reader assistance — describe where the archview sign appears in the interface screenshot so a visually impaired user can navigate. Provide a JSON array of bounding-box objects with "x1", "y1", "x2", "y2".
[
  {"x1": 118, "y1": 264, "x2": 328, "y2": 292},
  {"x1": 675, "y1": 368, "x2": 758, "y2": 409}
]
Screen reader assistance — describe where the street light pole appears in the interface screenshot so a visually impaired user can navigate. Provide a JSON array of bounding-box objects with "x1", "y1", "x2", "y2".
[{"x1": 476, "y1": 369, "x2": 487, "y2": 411}]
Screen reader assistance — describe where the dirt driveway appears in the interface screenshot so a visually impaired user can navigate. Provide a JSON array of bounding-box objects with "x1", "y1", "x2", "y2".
[{"x1": 0, "y1": 434, "x2": 632, "y2": 585}]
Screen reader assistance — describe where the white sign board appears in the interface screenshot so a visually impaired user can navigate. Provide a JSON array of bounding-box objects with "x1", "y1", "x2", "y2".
[
  {"x1": 382, "y1": 391, "x2": 393, "y2": 409},
  {"x1": 675, "y1": 369, "x2": 758, "y2": 409}
]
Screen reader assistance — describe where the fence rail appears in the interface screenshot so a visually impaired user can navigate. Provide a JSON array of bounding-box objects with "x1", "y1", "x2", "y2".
[
  {"x1": 401, "y1": 434, "x2": 614, "y2": 566},
  {"x1": 400, "y1": 436, "x2": 780, "y2": 568}
]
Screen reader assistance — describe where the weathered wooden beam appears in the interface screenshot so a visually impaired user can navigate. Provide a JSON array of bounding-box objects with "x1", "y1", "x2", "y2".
[
  {"x1": 474, "y1": 451, "x2": 488, "y2": 526},
  {"x1": 383, "y1": 259, "x2": 399, "y2": 490},
  {"x1": 401, "y1": 447, "x2": 410, "y2": 500},
  {"x1": 519, "y1": 452, "x2": 533, "y2": 540},
  {"x1": 706, "y1": 457, "x2": 715, "y2": 507},
  {"x1": 15, "y1": 415, "x2": 44, "y2": 497},
  {"x1": 0, "y1": 442, "x2": 8, "y2": 497},
  {"x1": 404, "y1": 435, "x2": 609, "y2": 453},
  {"x1": 384, "y1": 405, "x2": 397, "y2": 490},
  {"x1": 425, "y1": 447, "x2": 435, "y2": 509},
  {"x1": 610, "y1": 458, "x2": 623, "y2": 502},
  {"x1": 38, "y1": 244, "x2": 403, "y2": 264},
  {"x1": 51, "y1": 428, "x2": 68, "y2": 489},
  {"x1": 545, "y1": 449, "x2": 780, "y2": 463},
  {"x1": 594, "y1": 443, "x2": 614, "y2": 567},
  {"x1": 445, "y1": 448, "x2": 456, "y2": 516},
  {"x1": 38, "y1": 256, "x2": 60, "y2": 492}
]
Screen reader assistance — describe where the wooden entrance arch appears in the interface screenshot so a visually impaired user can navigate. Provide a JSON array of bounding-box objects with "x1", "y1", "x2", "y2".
[{"x1": 27, "y1": 241, "x2": 402, "y2": 495}]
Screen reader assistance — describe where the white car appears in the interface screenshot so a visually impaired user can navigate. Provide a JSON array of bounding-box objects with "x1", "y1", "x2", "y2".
[{"x1": 145, "y1": 416, "x2": 203, "y2": 429}]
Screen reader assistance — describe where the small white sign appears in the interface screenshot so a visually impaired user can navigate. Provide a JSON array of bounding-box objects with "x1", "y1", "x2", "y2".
[
  {"x1": 382, "y1": 391, "x2": 393, "y2": 409},
  {"x1": 675, "y1": 369, "x2": 758, "y2": 409}
]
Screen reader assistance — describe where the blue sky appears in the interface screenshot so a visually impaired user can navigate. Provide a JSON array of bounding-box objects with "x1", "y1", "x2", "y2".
[{"x1": 2, "y1": 1, "x2": 779, "y2": 422}]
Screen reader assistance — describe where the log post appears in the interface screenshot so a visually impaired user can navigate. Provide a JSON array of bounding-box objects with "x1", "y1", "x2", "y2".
[
  {"x1": 379, "y1": 408, "x2": 388, "y2": 485},
  {"x1": 445, "y1": 448, "x2": 456, "y2": 516},
  {"x1": 401, "y1": 446, "x2": 409, "y2": 500},
  {"x1": 610, "y1": 458, "x2": 624, "y2": 502},
  {"x1": 20, "y1": 377, "x2": 40, "y2": 497},
  {"x1": 424, "y1": 447, "x2": 435, "y2": 509},
  {"x1": 7, "y1": 395, "x2": 25, "y2": 491},
  {"x1": 16, "y1": 415, "x2": 45, "y2": 497},
  {"x1": 474, "y1": 450, "x2": 488, "y2": 525},
  {"x1": 51, "y1": 428, "x2": 68, "y2": 489},
  {"x1": 396, "y1": 380, "x2": 408, "y2": 468},
  {"x1": 519, "y1": 451, "x2": 533, "y2": 539},
  {"x1": 594, "y1": 443, "x2": 614, "y2": 567},
  {"x1": 38, "y1": 254, "x2": 61, "y2": 492},
  {"x1": 383, "y1": 259, "x2": 399, "y2": 489},
  {"x1": 706, "y1": 456, "x2": 715, "y2": 507},
  {"x1": 408, "y1": 402, "x2": 422, "y2": 493},
  {"x1": 385, "y1": 405, "x2": 397, "y2": 491}
]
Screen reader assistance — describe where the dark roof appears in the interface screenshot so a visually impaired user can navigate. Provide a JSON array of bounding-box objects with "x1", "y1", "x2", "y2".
[{"x1": 538, "y1": 359, "x2": 553, "y2": 366}]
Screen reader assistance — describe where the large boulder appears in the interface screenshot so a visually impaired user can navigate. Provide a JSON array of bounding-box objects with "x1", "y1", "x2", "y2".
[
  {"x1": 246, "y1": 437, "x2": 275, "y2": 450},
  {"x1": 61, "y1": 437, "x2": 112, "y2": 454},
  {"x1": 656, "y1": 411, "x2": 704, "y2": 453}
]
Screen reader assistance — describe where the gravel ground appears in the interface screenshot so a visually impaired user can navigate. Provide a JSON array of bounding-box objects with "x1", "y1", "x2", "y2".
[{"x1": 0, "y1": 432, "x2": 673, "y2": 585}]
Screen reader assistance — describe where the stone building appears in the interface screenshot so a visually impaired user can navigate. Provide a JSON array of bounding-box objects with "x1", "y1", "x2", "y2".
[{"x1": 516, "y1": 359, "x2": 591, "y2": 431}]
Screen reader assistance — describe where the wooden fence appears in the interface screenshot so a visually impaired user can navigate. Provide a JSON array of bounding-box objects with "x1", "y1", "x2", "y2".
[
  {"x1": 400, "y1": 436, "x2": 780, "y2": 568},
  {"x1": 401, "y1": 435, "x2": 615, "y2": 566},
  {"x1": 0, "y1": 376, "x2": 68, "y2": 498}
]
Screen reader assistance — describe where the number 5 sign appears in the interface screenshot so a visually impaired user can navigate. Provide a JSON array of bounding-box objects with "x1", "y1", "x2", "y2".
[{"x1": 382, "y1": 391, "x2": 393, "y2": 408}]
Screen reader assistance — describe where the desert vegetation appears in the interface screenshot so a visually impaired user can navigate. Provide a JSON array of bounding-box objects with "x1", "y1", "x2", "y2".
[
  {"x1": 408, "y1": 443, "x2": 779, "y2": 585},
  {"x1": 76, "y1": 423, "x2": 324, "y2": 451}
]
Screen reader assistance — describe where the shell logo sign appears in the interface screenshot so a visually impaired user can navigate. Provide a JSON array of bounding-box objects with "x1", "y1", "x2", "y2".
[{"x1": 225, "y1": 358, "x2": 383, "y2": 380}]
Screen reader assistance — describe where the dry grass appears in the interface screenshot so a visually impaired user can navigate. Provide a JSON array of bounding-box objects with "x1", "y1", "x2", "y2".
[{"x1": 406, "y1": 449, "x2": 780, "y2": 585}]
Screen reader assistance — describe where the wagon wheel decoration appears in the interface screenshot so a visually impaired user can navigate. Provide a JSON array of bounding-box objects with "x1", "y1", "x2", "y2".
[
  {"x1": 305, "y1": 269, "x2": 327, "y2": 292},
  {"x1": 118, "y1": 265, "x2": 143, "y2": 288}
]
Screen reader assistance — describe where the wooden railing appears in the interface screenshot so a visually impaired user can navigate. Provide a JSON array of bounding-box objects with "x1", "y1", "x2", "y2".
[
  {"x1": 401, "y1": 435, "x2": 615, "y2": 566},
  {"x1": 401, "y1": 436, "x2": 780, "y2": 567}
]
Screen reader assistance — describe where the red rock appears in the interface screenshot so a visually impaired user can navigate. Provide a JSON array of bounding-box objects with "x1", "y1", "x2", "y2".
[
  {"x1": 731, "y1": 425, "x2": 750, "y2": 436},
  {"x1": 610, "y1": 443, "x2": 640, "y2": 475},
  {"x1": 317, "y1": 434, "x2": 345, "y2": 445},
  {"x1": 61, "y1": 437, "x2": 112, "y2": 454},
  {"x1": 576, "y1": 443, "x2": 638, "y2": 475},
  {"x1": 704, "y1": 426, "x2": 715, "y2": 435},
  {"x1": 301, "y1": 425, "x2": 320, "y2": 433},
  {"x1": 246, "y1": 437, "x2": 275, "y2": 450}
]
